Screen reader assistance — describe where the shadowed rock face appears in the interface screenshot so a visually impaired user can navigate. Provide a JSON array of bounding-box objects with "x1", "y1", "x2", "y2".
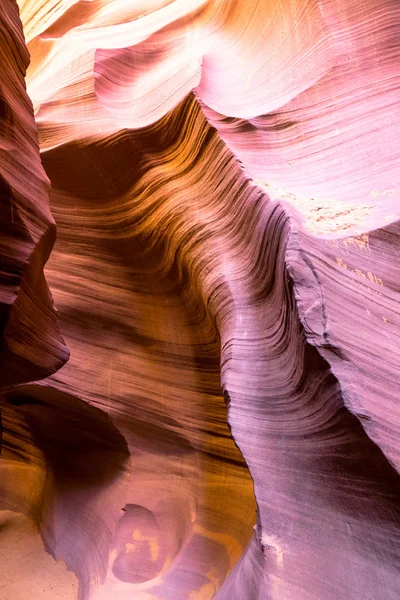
[{"x1": 1, "y1": 1, "x2": 400, "y2": 599}]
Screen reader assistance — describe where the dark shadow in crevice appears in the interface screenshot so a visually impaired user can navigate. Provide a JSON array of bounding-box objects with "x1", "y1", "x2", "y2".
[{"x1": 3, "y1": 384, "x2": 130, "y2": 489}]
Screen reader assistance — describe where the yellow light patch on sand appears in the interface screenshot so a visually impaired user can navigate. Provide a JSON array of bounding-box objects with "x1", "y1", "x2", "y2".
[{"x1": 132, "y1": 529, "x2": 160, "y2": 561}]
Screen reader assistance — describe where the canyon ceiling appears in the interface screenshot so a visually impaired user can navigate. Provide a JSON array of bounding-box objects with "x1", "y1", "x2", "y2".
[{"x1": 0, "y1": 1, "x2": 400, "y2": 599}]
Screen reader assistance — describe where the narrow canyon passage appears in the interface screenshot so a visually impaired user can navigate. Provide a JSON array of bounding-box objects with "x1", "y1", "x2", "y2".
[
  {"x1": 39, "y1": 126, "x2": 256, "y2": 598},
  {"x1": 1, "y1": 1, "x2": 400, "y2": 599}
]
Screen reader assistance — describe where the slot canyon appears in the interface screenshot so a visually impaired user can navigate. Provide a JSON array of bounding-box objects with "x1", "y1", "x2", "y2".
[{"x1": 0, "y1": 1, "x2": 399, "y2": 598}]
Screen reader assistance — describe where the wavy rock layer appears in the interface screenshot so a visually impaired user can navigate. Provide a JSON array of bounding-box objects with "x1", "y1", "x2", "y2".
[
  {"x1": 18, "y1": 0, "x2": 400, "y2": 232},
  {"x1": 1, "y1": 1, "x2": 400, "y2": 600},
  {"x1": 0, "y1": 0, "x2": 68, "y2": 389}
]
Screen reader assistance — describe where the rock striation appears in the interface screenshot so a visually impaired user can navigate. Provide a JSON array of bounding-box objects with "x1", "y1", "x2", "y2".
[{"x1": 1, "y1": 1, "x2": 400, "y2": 599}]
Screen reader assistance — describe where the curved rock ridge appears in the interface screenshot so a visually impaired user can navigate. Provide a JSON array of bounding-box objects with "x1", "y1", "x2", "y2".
[
  {"x1": 17, "y1": 0, "x2": 400, "y2": 233},
  {"x1": 287, "y1": 219, "x2": 400, "y2": 473},
  {"x1": 0, "y1": 2, "x2": 400, "y2": 600},
  {"x1": 36, "y1": 99, "x2": 257, "y2": 598},
  {"x1": 0, "y1": 1, "x2": 68, "y2": 389}
]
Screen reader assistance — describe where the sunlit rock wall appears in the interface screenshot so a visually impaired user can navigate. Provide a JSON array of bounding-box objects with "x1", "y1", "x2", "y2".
[{"x1": 1, "y1": 1, "x2": 399, "y2": 599}]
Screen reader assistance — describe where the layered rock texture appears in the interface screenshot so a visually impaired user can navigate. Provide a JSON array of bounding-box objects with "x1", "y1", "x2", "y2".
[{"x1": 1, "y1": 1, "x2": 399, "y2": 599}]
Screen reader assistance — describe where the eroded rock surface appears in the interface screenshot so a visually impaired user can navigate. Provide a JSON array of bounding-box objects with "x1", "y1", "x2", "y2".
[
  {"x1": 0, "y1": 0, "x2": 68, "y2": 388},
  {"x1": 1, "y1": 1, "x2": 400, "y2": 599}
]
